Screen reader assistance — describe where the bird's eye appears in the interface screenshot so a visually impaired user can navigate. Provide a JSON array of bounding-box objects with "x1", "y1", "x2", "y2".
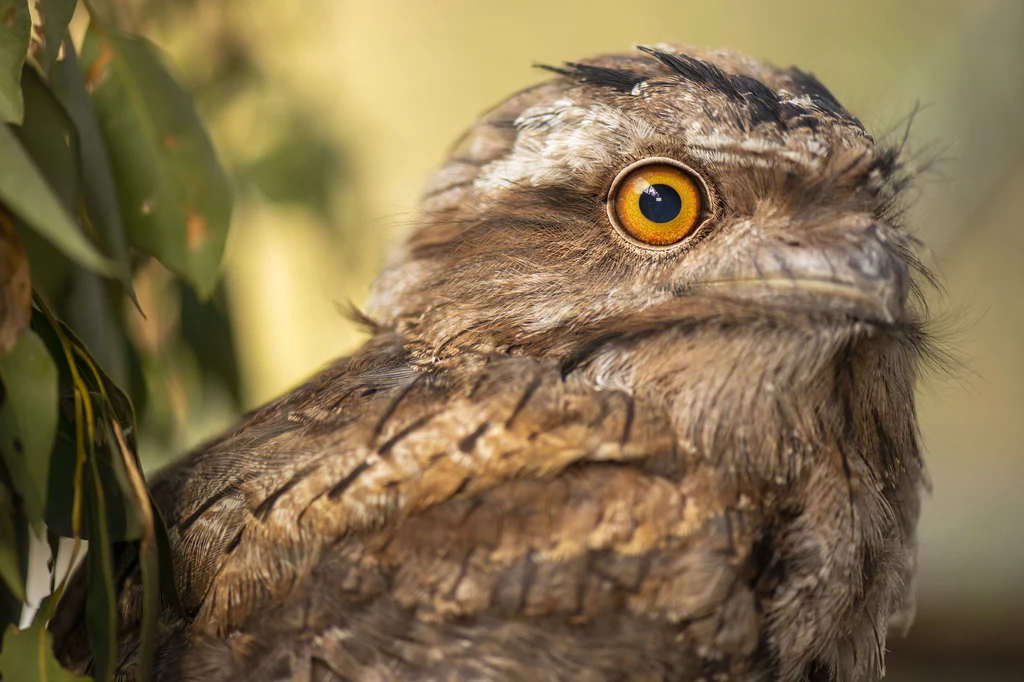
[{"x1": 608, "y1": 159, "x2": 705, "y2": 247}]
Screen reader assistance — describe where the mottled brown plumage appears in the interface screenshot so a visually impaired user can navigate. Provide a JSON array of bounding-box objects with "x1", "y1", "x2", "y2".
[{"x1": 52, "y1": 45, "x2": 930, "y2": 681}]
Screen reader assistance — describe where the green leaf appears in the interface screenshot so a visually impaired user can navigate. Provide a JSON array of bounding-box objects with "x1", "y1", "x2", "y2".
[
  {"x1": 0, "y1": 329, "x2": 59, "y2": 521},
  {"x1": 27, "y1": 297, "x2": 177, "y2": 682},
  {"x1": 63, "y1": 268, "x2": 129, "y2": 389},
  {"x1": 31, "y1": 304, "x2": 137, "y2": 542},
  {"x1": 14, "y1": 66, "x2": 80, "y2": 216},
  {"x1": 0, "y1": 572, "x2": 24, "y2": 643},
  {"x1": 0, "y1": 600, "x2": 92, "y2": 682},
  {"x1": 0, "y1": 463, "x2": 28, "y2": 631},
  {"x1": 0, "y1": 124, "x2": 115, "y2": 276},
  {"x1": 152, "y1": 502, "x2": 183, "y2": 616},
  {"x1": 15, "y1": 217, "x2": 71, "y2": 301},
  {"x1": 51, "y1": 41, "x2": 136, "y2": 302},
  {"x1": 84, "y1": 455, "x2": 116, "y2": 682},
  {"x1": 0, "y1": 0, "x2": 30, "y2": 124},
  {"x1": 80, "y1": 25, "x2": 233, "y2": 299},
  {"x1": 100, "y1": 414, "x2": 158, "y2": 682},
  {"x1": 36, "y1": 0, "x2": 77, "y2": 75},
  {"x1": 42, "y1": 415, "x2": 84, "y2": 539},
  {"x1": 0, "y1": 483, "x2": 26, "y2": 603}
]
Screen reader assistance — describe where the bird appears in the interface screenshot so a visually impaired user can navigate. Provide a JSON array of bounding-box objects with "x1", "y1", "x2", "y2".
[{"x1": 51, "y1": 44, "x2": 931, "y2": 682}]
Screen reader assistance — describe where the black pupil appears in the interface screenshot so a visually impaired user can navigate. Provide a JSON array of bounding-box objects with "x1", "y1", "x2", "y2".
[{"x1": 638, "y1": 183, "x2": 682, "y2": 223}]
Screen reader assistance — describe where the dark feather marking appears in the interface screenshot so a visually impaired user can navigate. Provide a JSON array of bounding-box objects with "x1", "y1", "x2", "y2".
[
  {"x1": 448, "y1": 474, "x2": 473, "y2": 499},
  {"x1": 619, "y1": 393, "x2": 636, "y2": 447},
  {"x1": 638, "y1": 47, "x2": 859, "y2": 130},
  {"x1": 785, "y1": 66, "x2": 856, "y2": 122},
  {"x1": 835, "y1": 344, "x2": 858, "y2": 515},
  {"x1": 487, "y1": 117, "x2": 520, "y2": 130},
  {"x1": 178, "y1": 485, "x2": 238, "y2": 532},
  {"x1": 326, "y1": 460, "x2": 373, "y2": 500},
  {"x1": 253, "y1": 464, "x2": 319, "y2": 521},
  {"x1": 377, "y1": 412, "x2": 439, "y2": 457},
  {"x1": 518, "y1": 555, "x2": 539, "y2": 613},
  {"x1": 634, "y1": 553, "x2": 654, "y2": 594},
  {"x1": 325, "y1": 387, "x2": 358, "y2": 412},
  {"x1": 559, "y1": 331, "x2": 626, "y2": 378},
  {"x1": 731, "y1": 74, "x2": 783, "y2": 127},
  {"x1": 505, "y1": 373, "x2": 544, "y2": 428},
  {"x1": 638, "y1": 47, "x2": 740, "y2": 99},
  {"x1": 537, "y1": 62, "x2": 644, "y2": 92},
  {"x1": 466, "y1": 358, "x2": 492, "y2": 400},
  {"x1": 573, "y1": 556, "x2": 589, "y2": 616},
  {"x1": 723, "y1": 510, "x2": 737, "y2": 557},
  {"x1": 371, "y1": 372, "x2": 426, "y2": 444},
  {"x1": 225, "y1": 529, "x2": 244, "y2": 555},
  {"x1": 458, "y1": 422, "x2": 489, "y2": 454},
  {"x1": 779, "y1": 101, "x2": 821, "y2": 132}
]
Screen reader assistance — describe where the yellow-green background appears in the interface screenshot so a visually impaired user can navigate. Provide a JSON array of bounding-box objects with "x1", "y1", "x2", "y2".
[{"x1": 108, "y1": 1, "x2": 1024, "y2": 678}]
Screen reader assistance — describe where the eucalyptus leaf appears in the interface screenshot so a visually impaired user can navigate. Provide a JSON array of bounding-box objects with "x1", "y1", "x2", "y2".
[
  {"x1": 42, "y1": 413, "x2": 81, "y2": 539},
  {"x1": 152, "y1": 501, "x2": 183, "y2": 615},
  {"x1": 0, "y1": 574, "x2": 23, "y2": 644},
  {"x1": 0, "y1": 599, "x2": 91, "y2": 682},
  {"x1": 36, "y1": 0, "x2": 77, "y2": 75},
  {"x1": 31, "y1": 304, "x2": 139, "y2": 541},
  {"x1": 0, "y1": 486, "x2": 26, "y2": 603},
  {"x1": 51, "y1": 41, "x2": 136, "y2": 301},
  {"x1": 0, "y1": 0, "x2": 30, "y2": 123},
  {"x1": 102, "y1": 414, "x2": 157, "y2": 682},
  {"x1": 15, "y1": 66, "x2": 80, "y2": 216},
  {"x1": 39, "y1": 409, "x2": 140, "y2": 542},
  {"x1": 0, "y1": 124, "x2": 114, "y2": 276},
  {"x1": 0, "y1": 471, "x2": 26, "y2": 633},
  {"x1": 84, "y1": 460, "x2": 116, "y2": 682},
  {"x1": 80, "y1": 25, "x2": 233, "y2": 299},
  {"x1": 32, "y1": 299, "x2": 135, "y2": 432},
  {"x1": 64, "y1": 267, "x2": 129, "y2": 388},
  {"x1": 0, "y1": 329, "x2": 58, "y2": 521}
]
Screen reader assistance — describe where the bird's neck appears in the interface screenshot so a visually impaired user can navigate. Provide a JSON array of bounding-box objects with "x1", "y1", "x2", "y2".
[{"x1": 577, "y1": 323, "x2": 923, "y2": 489}]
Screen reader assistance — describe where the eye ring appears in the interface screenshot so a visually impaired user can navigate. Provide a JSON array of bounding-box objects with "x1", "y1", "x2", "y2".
[{"x1": 606, "y1": 157, "x2": 710, "y2": 250}]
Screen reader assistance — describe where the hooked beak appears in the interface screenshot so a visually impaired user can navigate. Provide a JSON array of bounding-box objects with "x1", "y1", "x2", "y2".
[{"x1": 690, "y1": 223, "x2": 910, "y2": 324}]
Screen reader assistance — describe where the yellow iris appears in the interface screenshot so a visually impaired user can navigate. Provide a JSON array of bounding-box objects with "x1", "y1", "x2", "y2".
[{"x1": 610, "y1": 161, "x2": 703, "y2": 246}]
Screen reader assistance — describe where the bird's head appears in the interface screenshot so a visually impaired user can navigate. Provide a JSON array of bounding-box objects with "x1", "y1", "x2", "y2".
[{"x1": 369, "y1": 45, "x2": 929, "y2": 374}]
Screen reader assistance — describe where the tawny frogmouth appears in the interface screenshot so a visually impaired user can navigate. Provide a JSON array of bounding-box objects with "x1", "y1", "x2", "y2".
[{"x1": 53, "y1": 45, "x2": 930, "y2": 682}]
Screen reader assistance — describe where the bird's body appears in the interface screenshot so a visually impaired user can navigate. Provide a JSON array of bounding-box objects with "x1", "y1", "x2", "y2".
[{"x1": 53, "y1": 46, "x2": 929, "y2": 682}]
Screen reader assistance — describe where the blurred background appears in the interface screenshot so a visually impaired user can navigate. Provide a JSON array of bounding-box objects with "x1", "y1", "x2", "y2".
[{"x1": 96, "y1": 0, "x2": 1024, "y2": 679}]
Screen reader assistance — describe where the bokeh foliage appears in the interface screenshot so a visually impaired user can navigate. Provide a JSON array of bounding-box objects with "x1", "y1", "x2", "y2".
[
  {"x1": 0, "y1": 0, "x2": 234, "y2": 678},
  {"x1": 114, "y1": 3, "x2": 1022, "y2": 681},
  {"x1": 1, "y1": 1, "x2": 1021, "y2": 680}
]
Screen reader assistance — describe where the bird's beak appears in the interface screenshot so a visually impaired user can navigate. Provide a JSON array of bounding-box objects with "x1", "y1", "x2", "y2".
[{"x1": 692, "y1": 222, "x2": 910, "y2": 324}]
